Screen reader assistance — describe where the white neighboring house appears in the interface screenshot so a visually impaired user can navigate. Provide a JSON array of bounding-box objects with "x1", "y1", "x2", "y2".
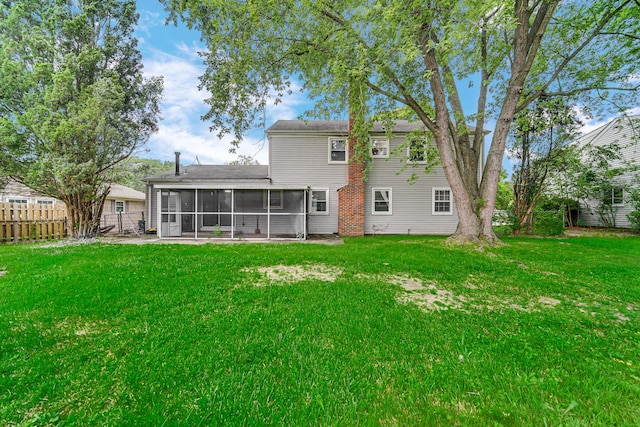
[{"x1": 574, "y1": 115, "x2": 639, "y2": 228}]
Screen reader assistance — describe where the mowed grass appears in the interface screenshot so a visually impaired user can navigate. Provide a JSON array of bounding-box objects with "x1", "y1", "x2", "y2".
[{"x1": 1, "y1": 235, "x2": 639, "y2": 425}]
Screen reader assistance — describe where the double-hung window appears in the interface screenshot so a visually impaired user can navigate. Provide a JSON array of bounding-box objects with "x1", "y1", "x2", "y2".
[
  {"x1": 604, "y1": 186, "x2": 624, "y2": 206},
  {"x1": 370, "y1": 138, "x2": 389, "y2": 158},
  {"x1": 407, "y1": 139, "x2": 428, "y2": 163},
  {"x1": 372, "y1": 188, "x2": 392, "y2": 215},
  {"x1": 329, "y1": 138, "x2": 347, "y2": 163},
  {"x1": 115, "y1": 200, "x2": 125, "y2": 213},
  {"x1": 432, "y1": 188, "x2": 453, "y2": 215},
  {"x1": 310, "y1": 189, "x2": 329, "y2": 215},
  {"x1": 263, "y1": 190, "x2": 284, "y2": 209}
]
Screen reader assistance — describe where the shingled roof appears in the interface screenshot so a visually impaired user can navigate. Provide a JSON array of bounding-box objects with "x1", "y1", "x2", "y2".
[{"x1": 143, "y1": 165, "x2": 269, "y2": 183}]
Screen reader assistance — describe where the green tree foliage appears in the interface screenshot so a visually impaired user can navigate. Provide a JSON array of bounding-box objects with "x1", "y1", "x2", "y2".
[
  {"x1": 496, "y1": 169, "x2": 513, "y2": 211},
  {"x1": 509, "y1": 98, "x2": 579, "y2": 234},
  {"x1": 161, "y1": 0, "x2": 639, "y2": 244},
  {"x1": 627, "y1": 186, "x2": 640, "y2": 233},
  {"x1": 226, "y1": 155, "x2": 260, "y2": 166},
  {"x1": 115, "y1": 157, "x2": 174, "y2": 192},
  {"x1": 0, "y1": 0, "x2": 162, "y2": 238}
]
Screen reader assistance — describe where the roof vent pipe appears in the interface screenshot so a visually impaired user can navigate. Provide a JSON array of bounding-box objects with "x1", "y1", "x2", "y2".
[{"x1": 175, "y1": 152, "x2": 180, "y2": 176}]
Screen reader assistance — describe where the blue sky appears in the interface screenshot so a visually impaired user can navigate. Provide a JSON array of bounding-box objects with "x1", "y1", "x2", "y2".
[
  {"x1": 134, "y1": 1, "x2": 623, "y2": 169},
  {"x1": 135, "y1": 1, "x2": 312, "y2": 165}
]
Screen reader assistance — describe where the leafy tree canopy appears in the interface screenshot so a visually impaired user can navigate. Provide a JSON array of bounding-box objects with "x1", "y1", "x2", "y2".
[
  {"x1": 0, "y1": 0, "x2": 163, "y2": 238},
  {"x1": 115, "y1": 156, "x2": 174, "y2": 192}
]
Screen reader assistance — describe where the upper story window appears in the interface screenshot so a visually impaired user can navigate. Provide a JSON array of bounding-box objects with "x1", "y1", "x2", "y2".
[
  {"x1": 407, "y1": 139, "x2": 429, "y2": 163},
  {"x1": 329, "y1": 137, "x2": 348, "y2": 163},
  {"x1": 310, "y1": 189, "x2": 329, "y2": 215},
  {"x1": 36, "y1": 199, "x2": 54, "y2": 205},
  {"x1": 432, "y1": 188, "x2": 453, "y2": 215},
  {"x1": 115, "y1": 200, "x2": 125, "y2": 213},
  {"x1": 372, "y1": 188, "x2": 392, "y2": 215},
  {"x1": 370, "y1": 138, "x2": 389, "y2": 158}
]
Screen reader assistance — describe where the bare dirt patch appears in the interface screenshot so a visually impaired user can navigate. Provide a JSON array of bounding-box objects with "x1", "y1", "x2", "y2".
[
  {"x1": 246, "y1": 264, "x2": 343, "y2": 286},
  {"x1": 538, "y1": 297, "x2": 561, "y2": 308},
  {"x1": 564, "y1": 227, "x2": 635, "y2": 238},
  {"x1": 386, "y1": 274, "x2": 470, "y2": 312}
]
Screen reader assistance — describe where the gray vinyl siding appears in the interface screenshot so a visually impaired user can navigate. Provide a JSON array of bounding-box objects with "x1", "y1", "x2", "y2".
[
  {"x1": 364, "y1": 135, "x2": 457, "y2": 235},
  {"x1": 268, "y1": 130, "x2": 460, "y2": 235},
  {"x1": 575, "y1": 117, "x2": 640, "y2": 229},
  {"x1": 269, "y1": 133, "x2": 348, "y2": 234}
]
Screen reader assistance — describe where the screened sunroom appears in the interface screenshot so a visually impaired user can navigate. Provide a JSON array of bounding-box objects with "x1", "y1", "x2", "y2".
[{"x1": 157, "y1": 187, "x2": 308, "y2": 240}]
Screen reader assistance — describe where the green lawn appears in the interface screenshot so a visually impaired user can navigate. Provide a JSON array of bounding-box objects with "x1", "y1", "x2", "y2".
[{"x1": 1, "y1": 235, "x2": 639, "y2": 425}]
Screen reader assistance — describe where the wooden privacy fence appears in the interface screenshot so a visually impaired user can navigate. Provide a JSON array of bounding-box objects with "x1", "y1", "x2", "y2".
[{"x1": 0, "y1": 203, "x2": 67, "y2": 243}]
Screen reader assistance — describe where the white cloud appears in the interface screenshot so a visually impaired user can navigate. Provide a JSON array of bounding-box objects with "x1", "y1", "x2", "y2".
[
  {"x1": 140, "y1": 43, "x2": 313, "y2": 166},
  {"x1": 136, "y1": 10, "x2": 163, "y2": 43},
  {"x1": 573, "y1": 105, "x2": 640, "y2": 136},
  {"x1": 140, "y1": 45, "x2": 271, "y2": 165}
]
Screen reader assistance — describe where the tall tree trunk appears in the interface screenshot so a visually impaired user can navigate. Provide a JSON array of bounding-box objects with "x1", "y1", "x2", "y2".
[{"x1": 63, "y1": 188, "x2": 109, "y2": 239}]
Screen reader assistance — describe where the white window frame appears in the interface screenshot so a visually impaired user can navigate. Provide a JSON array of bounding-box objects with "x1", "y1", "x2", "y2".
[
  {"x1": 611, "y1": 186, "x2": 624, "y2": 206},
  {"x1": 309, "y1": 189, "x2": 329, "y2": 215},
  {"x1": 263, "y1": 190, "x2": 284, "y2": 209},
  {"x1": 432, "y1": 188, "x2": 453, "y2": 215},
  {"x1": 328, "y1": 137, "x2": 348, "y2": 164},
  {"x1": 370, "y1": 138, "x2": 389, "y2": 159},
  {"x1": 115, "y1": 200, "x2": 126, "y2": 213},
  {"x1": 407, "y1": 138, "x2": 428, "y2": 164},
  {"x1": 372, "y1": 188, "x2": 392, "y2": 215},
  {"x1": 7, "y1": 197, "x2": 28, "y2": 204},
  {"x1": 36, "y1": 199, "x2": 55, "y2": 205}
]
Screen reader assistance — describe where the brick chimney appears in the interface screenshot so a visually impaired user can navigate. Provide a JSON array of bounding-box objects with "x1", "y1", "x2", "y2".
[{"x1": 337, "y1": 112, "x2": 366, "y2": 237}]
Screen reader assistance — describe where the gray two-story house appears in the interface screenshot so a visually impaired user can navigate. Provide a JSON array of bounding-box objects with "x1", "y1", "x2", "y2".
[{"x1": 143, "y1": 120, "x2": 472, "y2": 240}]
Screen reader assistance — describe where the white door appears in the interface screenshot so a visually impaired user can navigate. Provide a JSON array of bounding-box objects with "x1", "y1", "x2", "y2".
[
  {"x1": 160, "y1": 191, "x2": 182, "y2": 237},
  {"x1": 168, "y1": 192, "x2": 181, "y2": 236}
]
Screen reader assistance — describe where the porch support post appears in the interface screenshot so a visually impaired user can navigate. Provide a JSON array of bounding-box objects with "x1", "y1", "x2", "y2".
[
  {"x1": 194, "y1": 189, "x2": 198, "y2": 240},
  {"x1": 267, "y1": 189, "x2": 271, "y2": 239},
  {"x1": 231, "y1": 189, "x2": 235, "y2": 239},
  {"x1": 156, "y1": 189, "x2": 162, "y2": 239}
]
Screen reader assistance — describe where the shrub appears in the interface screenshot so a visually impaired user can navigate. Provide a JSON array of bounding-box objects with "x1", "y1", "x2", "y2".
[
  {"x1": 532, "y1": 209, "x2": 565, "y2": 235},
  {"x1": 627, "y1": 189, "x2": 640, "y2": 234},
  {"x1": 538, "y1": 196, "x2": 580, "y2": 226}
]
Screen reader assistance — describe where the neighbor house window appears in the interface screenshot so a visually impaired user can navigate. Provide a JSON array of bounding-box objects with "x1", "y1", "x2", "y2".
[
  {"x1": 432, "y1": 188, "x2": 453, "y2": 215},
  {"x1": 372, "y1": 188, "x2": 392, "y2": 215},
  {"x1": 36, "y1": 199, "x2": 54, "y2": 205},
  {"x1": 605, "y1": 186, "x2": 624, "y2": 206},
  {"x1": 329, "y1": 137, "x2": 347, "y2": 163},
  {"x1": 370, "y1": 138, "x2": 389, "y2": 158},
  {"x1": 263, "y1": 190, "x2": 283, "y2": 209},
  {"x1": 310, "y1": 189, "x2": 329, "y2": 215},
  {"x1": 115, "y1": 200, "x2": 125, "y2": 213},
  {"x1": 407, "y1": 139, "x2": 428, "y2": 163},
  {"x1": 8, "y1": 198, "x2": 28, "y2": 204}
]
